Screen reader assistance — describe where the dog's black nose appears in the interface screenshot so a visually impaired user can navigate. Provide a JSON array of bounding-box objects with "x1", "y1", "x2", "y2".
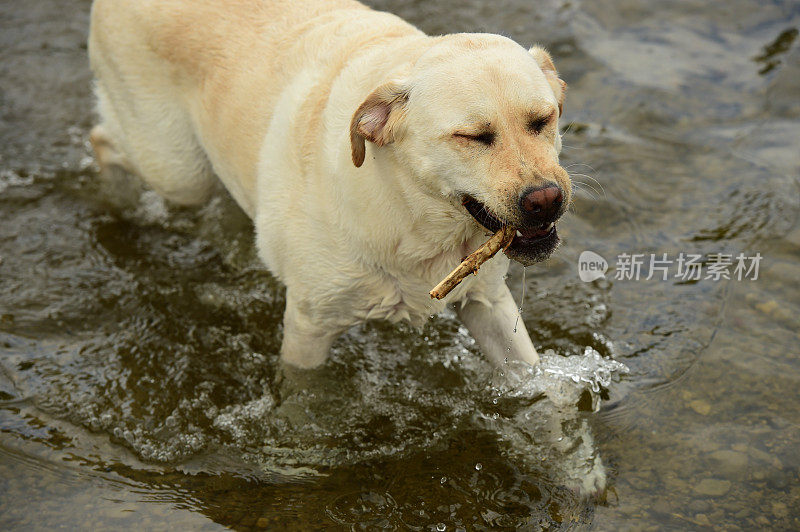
[{"x1": 520, "y1": 184, "x2": 563, "y2": 223}]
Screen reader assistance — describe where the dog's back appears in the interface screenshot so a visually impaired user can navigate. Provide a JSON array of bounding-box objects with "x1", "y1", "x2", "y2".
[{"x1": 88, "y1": 0, "x2": 416, "y2": 215}]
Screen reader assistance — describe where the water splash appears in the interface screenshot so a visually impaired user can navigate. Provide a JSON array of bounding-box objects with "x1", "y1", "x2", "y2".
[
  {"x1": 479, "y1": 348, "x2": 629, "y2": 496},
  {"x1": 492, "y1": 348, "x2": 629, "y2": 410},
  {"x1": 513, "y1": 267, "x2": 527, "y2": 334}
]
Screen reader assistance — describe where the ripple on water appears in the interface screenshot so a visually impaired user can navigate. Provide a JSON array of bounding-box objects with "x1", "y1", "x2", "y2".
[{"x1": 0, "y1": 173, "x2": 631, "y2": 531}]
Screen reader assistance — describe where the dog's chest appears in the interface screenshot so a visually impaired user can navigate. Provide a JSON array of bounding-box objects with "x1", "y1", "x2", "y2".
[
  {"x1": 355, "y1": 274, "x2": 445, "y2": 325},
  {"x1": 354, "y1": 244, "x2": 502, "y2": 326}
]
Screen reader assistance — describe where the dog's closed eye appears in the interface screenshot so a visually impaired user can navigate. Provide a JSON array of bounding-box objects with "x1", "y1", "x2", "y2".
[
  {"x1": 454, "y1": 131, "x2": 496, "y2": 146},
  {"x1": 527, "y1": 111, "x2": 556, "y2": 134}
]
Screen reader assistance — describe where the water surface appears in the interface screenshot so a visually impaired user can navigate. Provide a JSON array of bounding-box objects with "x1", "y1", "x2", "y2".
[{"x1": 1, "y1": 0, "x2": 799, "y2": 529}]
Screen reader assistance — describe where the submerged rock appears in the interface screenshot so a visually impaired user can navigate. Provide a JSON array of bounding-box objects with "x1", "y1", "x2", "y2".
[
  {"x1": 693, "y1": 478, "x2": 731, "y2": 497},
  {"x1": 689, "y1": 400, "x2": 712, "y2": 416}
]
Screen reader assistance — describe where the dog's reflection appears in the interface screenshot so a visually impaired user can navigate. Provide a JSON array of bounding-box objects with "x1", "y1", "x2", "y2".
[
  {"x1": 478, "y1": 393, "x2": 607, "y2": 498},
  {"x1": 474, "y1": 355, "x2": 625, "y2": 498}
]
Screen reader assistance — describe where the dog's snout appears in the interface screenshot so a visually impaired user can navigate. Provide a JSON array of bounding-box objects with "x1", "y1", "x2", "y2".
[{"x1": 520, "y1": 184, "x2": 563, "y2": 223}]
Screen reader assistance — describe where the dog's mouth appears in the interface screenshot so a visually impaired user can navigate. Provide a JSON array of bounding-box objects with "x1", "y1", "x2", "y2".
[{"x1": 462, "y1": 196, "x2": 560, "y2": 265}]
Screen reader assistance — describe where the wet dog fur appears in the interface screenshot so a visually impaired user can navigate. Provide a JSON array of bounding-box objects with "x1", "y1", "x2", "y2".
[{"x1": 88, "y1": 0, "x2": 570, "y2": 370}]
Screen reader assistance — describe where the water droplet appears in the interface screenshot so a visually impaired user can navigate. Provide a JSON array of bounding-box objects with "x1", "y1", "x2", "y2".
[
  {"x1": 492, "y1": 398, "x2": 498, "y2": 405},
  {"x1": 436, "y1": 524, "x2": 446, "y2": 532},
  {"x1": 475, "y1": 463, "x2": 483, "y2": 471},
  {"x1": 440, "y1": 476, "x2": 447, "y2": 484},
  {"x1": 503, "y1": 357, "x2": 509, "y2": 364}
]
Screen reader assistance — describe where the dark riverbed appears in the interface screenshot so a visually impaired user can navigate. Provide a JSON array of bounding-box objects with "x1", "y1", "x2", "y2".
[{"x1": 1, "y1": 0, "x2": 799, "y2": 529}]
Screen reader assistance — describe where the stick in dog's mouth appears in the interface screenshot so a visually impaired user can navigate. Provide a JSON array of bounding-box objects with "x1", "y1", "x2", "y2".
[{"x1": 429, "y1": 225, "x2": 516, "y2": 299}]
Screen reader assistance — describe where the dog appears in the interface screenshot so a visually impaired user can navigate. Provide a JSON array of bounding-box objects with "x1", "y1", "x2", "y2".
[{"x1": 88, "y1": 0, "x2": 571, "y2": 371}]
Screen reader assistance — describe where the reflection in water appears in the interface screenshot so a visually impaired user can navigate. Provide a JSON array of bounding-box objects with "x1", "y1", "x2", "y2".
[{"x1": 484, "y1": 351, "x2": 629, "y2": 496}]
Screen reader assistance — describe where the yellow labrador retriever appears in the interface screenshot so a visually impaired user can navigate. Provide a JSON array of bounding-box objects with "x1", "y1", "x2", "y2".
[{"x1": 88, "y1": 0, "x2": 570, "y2": 370}]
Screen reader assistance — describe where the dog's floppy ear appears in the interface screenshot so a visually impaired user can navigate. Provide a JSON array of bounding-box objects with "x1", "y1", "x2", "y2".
[
  {"x1": 350, "y1": 81, "x2": 409, "y2": 168},
  {"x1": 529, "y1": 46, "x2": 567, "y2": 116}
]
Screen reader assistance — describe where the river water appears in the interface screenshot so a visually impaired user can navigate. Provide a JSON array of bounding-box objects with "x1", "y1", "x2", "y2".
[{"x1": 1, "y1": 0, "x2": 798, "y2": 529}]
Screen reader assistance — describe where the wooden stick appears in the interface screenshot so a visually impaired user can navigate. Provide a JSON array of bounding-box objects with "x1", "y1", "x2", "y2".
[{"x1": 429, "y1": 225, "x2": 516, "y2": 299}]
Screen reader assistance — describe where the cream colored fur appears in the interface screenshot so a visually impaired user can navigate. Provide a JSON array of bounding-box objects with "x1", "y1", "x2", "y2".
[{"x1": 88, "y1": 0, "x2": 569, "y2": 369}]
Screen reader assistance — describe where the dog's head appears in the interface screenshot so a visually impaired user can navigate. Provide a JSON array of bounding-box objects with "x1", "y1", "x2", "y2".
[{"x1": 350, "y1": 34, "x2": 571, "y2": 265}]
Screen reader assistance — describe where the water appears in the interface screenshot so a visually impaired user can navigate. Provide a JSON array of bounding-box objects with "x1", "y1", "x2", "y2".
[{"x1": 1, "y1": 0, "x2": 799, "y2": 529}]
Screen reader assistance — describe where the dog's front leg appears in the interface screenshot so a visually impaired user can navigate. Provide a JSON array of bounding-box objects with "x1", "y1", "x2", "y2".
[
  {"x1": 280, "y1": 291, "x2": 343, "y2": 369},
  {"x1": 456, "y1": 285, "x2": 539, "y2": 367}
]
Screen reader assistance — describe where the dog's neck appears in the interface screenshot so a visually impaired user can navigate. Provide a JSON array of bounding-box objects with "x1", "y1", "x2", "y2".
[{"x1": 339, "y1": 148, "x2": 490, "y2": 279}]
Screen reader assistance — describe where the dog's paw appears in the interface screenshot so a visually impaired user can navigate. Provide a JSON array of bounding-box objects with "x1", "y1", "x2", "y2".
[{"x1": 562, "y1": 454, "x2": 607, "y2": 500}]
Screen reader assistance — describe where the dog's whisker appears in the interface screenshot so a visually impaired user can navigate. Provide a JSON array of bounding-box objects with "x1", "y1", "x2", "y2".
[
  {"x1": 569, "y1": 172, "x2": 606, "y2": 198},
  {"x1": 564, "y1": 162, "x2": 596, "y2": 172},
  {"x1": 568, "y1": 171, "x2": 602, "y2": 186},
  {"x1": 560, "y1": 144, "x2": 583, "y2": 151},
  {"x1": 573, "y1": 179, "x2": 600, "y2": 194},
  {"x1": 572, "y1": 181, "x2": 600, "y2": 200},
  {"x1": 573, "y1": 190, "x2": 598, "y2": 202},
  {"x1": 574, "y1": 174, "x2": 606, "y2": 197}
]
